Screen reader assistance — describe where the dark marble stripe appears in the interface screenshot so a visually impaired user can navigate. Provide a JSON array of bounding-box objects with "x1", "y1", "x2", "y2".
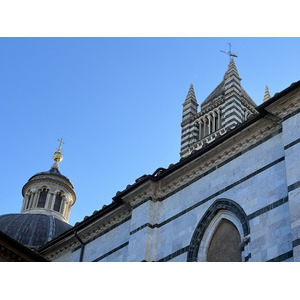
[
  {"x1": 284, "y1": 137, "x2": 300, "y2": 150},
  {"x1": 158, "y1": 246, "x2": 190, "y2": 262},
  {"x1": 292, "y1": 238, "x2": 300, "y2": 248},
  {"x1": 92, "y1": 242, "x2": 129, "y2": 262},
  {"x1": 288, "y1": 180, "x2": 300, "y2": 193},
  {"x1": 247, "y1": 197, "x2": 288, "y2": 220},
  {"x1": 223, "y1": 103, "x2": 243, "y2": 117},
  {"x1": 266, "y1": 250, "x2": 293, "y2": 262},
  {"x1": 181, "y1": 129, "x2": 199, "y2": 140},
  {"x1": 130, "y1": 223, "x2": 155, "y2": 235}
]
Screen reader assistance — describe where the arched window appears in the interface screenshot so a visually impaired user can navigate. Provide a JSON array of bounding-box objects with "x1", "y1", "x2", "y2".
[
  {"x1": 37, "y1": 189, "x2": 47, "y2": 208},
  {"x1": 25, "y1": 194, "x2": 31, "y2": 209},
  {"x1": 54, "y1": 193, "x2": 62, "y2": 212},
  {"x1": 206, "y1": 219, "x2": 242, "y2": 262},
  {"x1": 187, "y1": 199, "x2": 250, "y2": 262}
]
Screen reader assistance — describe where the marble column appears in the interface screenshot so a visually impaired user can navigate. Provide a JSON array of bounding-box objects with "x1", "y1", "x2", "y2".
[
  {"x1": 198, "y1": 120, "x2": 202, "y2": 140},
  {"x1": 45, "y1": 192, "x2": 51, "y2": 209},
  {"x1": 59, "y1": 199, "x2": 66, "y2": 215},
  {"x1": 50, "y1": 193, "x2": 56, "y2": 210},
  {"x1": 218, "y1": 108, "x2": 221, "y2": 128},
  {"x1": 212, "y1": 112, "x2": 216, "y2": 132},
  {"x1": 208, "y1": 115, "x2": 212, "y2": 135},
  {"x1": 33, "y1": 192, "x2": 39, "y2": 207},
  {"x1": 27, "y1": 194, "x2": 31, "y2": 209}
]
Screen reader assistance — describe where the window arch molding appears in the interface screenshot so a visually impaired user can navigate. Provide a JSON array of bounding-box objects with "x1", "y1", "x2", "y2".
[{"x1": 187, "y1": 198, "x2": 250, "y2": 262}]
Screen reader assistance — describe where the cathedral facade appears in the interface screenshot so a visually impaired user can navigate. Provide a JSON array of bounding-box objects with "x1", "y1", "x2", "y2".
[{"x1": 2, "y1": 58, "x2": 300, "y2": 262}]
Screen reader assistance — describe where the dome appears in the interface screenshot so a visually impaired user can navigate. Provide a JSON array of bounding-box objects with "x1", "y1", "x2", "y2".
[
  {"x1": 25, "y1": 166, "x2": 75, "y2": 191},
  {"x1": 0, "y1": 213, "x2": 72, "y2": 249},
  {"x1": 21, "y1": 165, "x2": 76, "y2": 223}
]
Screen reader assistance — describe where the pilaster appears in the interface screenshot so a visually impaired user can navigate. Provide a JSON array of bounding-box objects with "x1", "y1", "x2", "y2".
[
  {"x1": 126, "y1": 199, "x2": 159, "y2": 262},
  {"x1": 282, "y1": 112, "x2": 300, "y2": 261}
]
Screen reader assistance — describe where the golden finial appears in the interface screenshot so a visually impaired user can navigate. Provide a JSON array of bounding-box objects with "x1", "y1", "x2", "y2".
[{"x1": 53, "y1": 138, "x2": 64, "y2": 163}]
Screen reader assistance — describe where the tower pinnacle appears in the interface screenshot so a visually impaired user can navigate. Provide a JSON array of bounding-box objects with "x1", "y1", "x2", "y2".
[
  {"x1": 20, "y1": 138, "x2": 76, "y2": 224},
  {"x1": 263, "y1": 86, "x2": 271, "y2": 103},
  {"x1": 185, "y1": 83, "x2": 197, "y2": 103},
  {"x1": 223, "y1": 58, "x2": 241, "y2": 81}
]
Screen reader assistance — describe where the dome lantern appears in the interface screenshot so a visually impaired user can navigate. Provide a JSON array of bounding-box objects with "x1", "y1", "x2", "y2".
[
  {"x1": 0, "y1": 139, "x2": 76, "y2": 249},
  {"x1": 20, "y1": 139, "x2": 76, "y2": 223}
]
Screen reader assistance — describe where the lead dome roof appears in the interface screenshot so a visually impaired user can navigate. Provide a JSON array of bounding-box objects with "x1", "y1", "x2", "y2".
[
  {"x1": 22, "y1": 167, "x2": 76, "y2": 200},
  {"x1": 0, "y1": 213, "x2": 72, "y2": 249},
  {"x1": 27, "y1": 167, "x2": 74, "y2": 189}
]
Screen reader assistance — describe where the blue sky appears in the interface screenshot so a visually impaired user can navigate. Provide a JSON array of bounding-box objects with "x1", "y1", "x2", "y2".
[{"x1": 1, "y1": 37, "x2": 300, "y2": 225}]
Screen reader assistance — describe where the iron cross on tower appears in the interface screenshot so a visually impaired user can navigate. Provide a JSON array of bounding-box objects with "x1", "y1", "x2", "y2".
[{"x1": 221, "y1": 43, "x2": 238, "y2": 62}]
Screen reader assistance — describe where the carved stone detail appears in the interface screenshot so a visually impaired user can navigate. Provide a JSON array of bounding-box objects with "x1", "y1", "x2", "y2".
[{"x1": 265, "y1": 88, "x2": 300, "y2": 119}]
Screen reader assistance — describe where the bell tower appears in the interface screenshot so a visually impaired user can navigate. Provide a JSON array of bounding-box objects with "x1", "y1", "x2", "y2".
[
  {"x1": 21, "y1": 139, "x2": 76, "y2": 223},
  {"x1": 180, "y1": 58, "x2": 258, "y2": 159}
]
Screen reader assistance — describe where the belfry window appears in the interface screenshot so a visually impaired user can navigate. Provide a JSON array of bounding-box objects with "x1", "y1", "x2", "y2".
[
  {"x1": 54, "y1": 194, "x2": 62, "y2": 212},
  {"x1": 37, "y1": 189, "x2": 47, "y2": 208}
]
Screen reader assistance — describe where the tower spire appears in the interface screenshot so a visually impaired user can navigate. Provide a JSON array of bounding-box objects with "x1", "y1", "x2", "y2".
[
  {"x1": 180, "y1": 83, "x2": 199, "y2": 156},
  {"x1": 223, "y1": 57, "x2": 241, "y2": 81},
  {"x1": 185, "y1": 83, "x2": 197, "y2": 103},
  {"x1": 182, "y1": 83, "x2": 198, "y2": 122}
]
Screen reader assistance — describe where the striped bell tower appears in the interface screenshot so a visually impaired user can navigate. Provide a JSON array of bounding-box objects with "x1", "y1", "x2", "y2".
[{"x1": 180, "y1": 58, "x2": 258, "y2": 159}]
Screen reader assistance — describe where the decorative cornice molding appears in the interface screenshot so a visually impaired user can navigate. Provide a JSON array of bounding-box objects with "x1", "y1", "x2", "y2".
[
  {"x1": 22, "y1": 177, "x2": 76, "y2": 202},
  {"x1": 264, "y1": 88, "x2": 300, "y2": 119},
  {"x1": 42, "y1": 205, "x2": 132, "y2": 260},
  {"x1": 122, "y1": 181, "x2": 157, "y2": 208},
  {"x1": 0, "y1": 246, "x2": 25, "y2": 262}
]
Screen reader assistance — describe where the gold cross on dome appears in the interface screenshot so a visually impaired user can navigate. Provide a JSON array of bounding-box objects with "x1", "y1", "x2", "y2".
[{"x1": 57, "y1": 138, "x2": 64, "y2": 151}]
